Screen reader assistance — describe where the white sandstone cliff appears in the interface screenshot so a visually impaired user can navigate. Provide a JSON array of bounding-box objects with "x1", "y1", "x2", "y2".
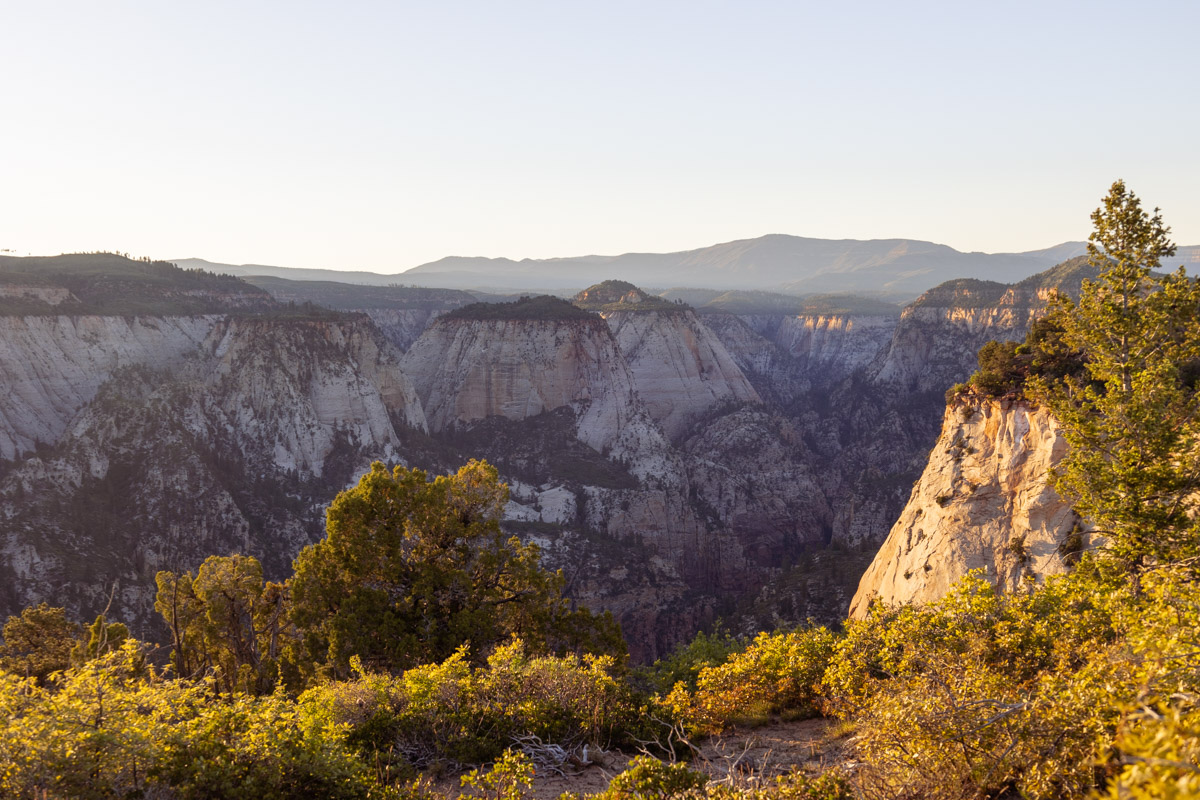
[
  {"x1": 849, "y1": 396, "x2": 1093, "y2": 618},
  {"x1": 601, "y1": 309, "x2": 761, "y2": 440},
  {"x1": 0, "y1": 315, "x2": 221, "y2": 460}
]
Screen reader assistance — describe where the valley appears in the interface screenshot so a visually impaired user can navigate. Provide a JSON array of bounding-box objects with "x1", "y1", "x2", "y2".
[{"x1": 0, "y1": 255, "x2": 1088, "y2": 659}]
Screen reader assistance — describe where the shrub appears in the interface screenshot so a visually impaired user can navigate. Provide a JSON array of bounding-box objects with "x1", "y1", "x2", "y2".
[
  {"x1": 301, "y1": 639, "x2": 644, "y2": 772},
  {"x1": 821, "y1": 561, "x2": 1200, "y2": 800},
  {"x1": 667, "y1": 628, "x2": 836, "y2": 734},
  {"x1": 639, "y1": 626, "x2": 743, "y2": 695},
  {"x1": 600, "y1": 755, "x2": 708, "y2": 800},
  {"x1": 0, "y1": 641, "x2": 377, "y2": 800},
  {"x1": 461, "y1": 749, "x2": 533, "y2": 800}
]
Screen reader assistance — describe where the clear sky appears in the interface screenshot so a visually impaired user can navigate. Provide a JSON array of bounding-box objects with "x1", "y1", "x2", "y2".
[{"x1": 2, "y1": 1, "x2": 1196, "y2": 272}]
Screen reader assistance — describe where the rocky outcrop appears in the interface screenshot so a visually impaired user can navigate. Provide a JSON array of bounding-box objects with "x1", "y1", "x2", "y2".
[
  {"x1": 399, "y1": 315, "x2": 676, "y2": 477},
  {"x1": 601, "y1": 310, "x2": 760, "y2": 440},
  {"x1": 849, "y1": 397, "x2": 1092, "y2": 618},
  {"x1": 772, "y1": 315, "x2": 897, "y2": 376},
  {"x1": 0, "y1": 315, "x2": 427, "y2": 633},
  {"x1": 870, "y1": 282, "x2": 1055, "y2": 392},
  {"x1": 683, "y1": 408, "x2": 832, "y2": 560},
  {"x1": 0, "y1": 315, "x2": 221, "y2": 460},
  {"x1": 200, "y1": 317, "x2": 425, "y2": 477}
]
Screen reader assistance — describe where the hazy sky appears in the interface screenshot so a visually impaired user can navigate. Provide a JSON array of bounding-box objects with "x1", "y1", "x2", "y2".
[{"x1": 3, "y1": 1, "x2": 1197, "y2": 272}]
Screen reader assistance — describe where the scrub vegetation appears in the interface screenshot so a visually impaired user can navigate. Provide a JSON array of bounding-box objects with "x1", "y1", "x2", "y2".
[{"x1": 3, "y1": 182, "x2": 1199, "y2": 799}]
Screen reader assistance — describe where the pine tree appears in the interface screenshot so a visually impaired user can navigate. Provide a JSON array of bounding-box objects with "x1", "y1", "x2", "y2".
[{"x1": 1033, "y1": 180, "x2": 1200, "y2": 571}]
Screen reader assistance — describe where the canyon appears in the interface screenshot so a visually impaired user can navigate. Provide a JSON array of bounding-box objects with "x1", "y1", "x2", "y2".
[{"x1": 0, "y1": 258, "x2": 1090, "y2": 658}]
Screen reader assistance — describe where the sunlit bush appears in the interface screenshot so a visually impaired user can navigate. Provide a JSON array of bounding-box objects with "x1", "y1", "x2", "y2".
[
  {"x1": 0, "y1": 640, "x2": 377, "y2": 800},
  {"x1": 821, "y1": 561, "x2": 1200, "y2": 800},
  {"x1": 666, "y1": 628, "x2": 835, "y2": 734},
  {"x1": 301, "y1": 638, "x2": 643, "y2": 772}
]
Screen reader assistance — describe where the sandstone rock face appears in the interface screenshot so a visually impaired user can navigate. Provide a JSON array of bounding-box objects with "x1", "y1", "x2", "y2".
[
  {"x1": 0, "y1": 314, "x2": 427, "y2": 633},
  {"x1": 696, "y1": 314, "x2": 809, "y2": 404},
  {"x1": 200, "y1": 318, "x2": 425, "y2": 477},
  {"x1": 849, "y1": 397, "x2": 1092, "y2": 618},
  {"x1": 602, "y1": 310, "x2": 760, "y2": 440},
  {"x1": 772, "y1": 314, "x2": 897, "y2": 374},
  {"x1": 0, "y1": 315, "x2": 221, "y2": 460},
  {"x1": 871, "y1": 286, "x2": 1054, "y2": 392},
  {"x1": 401, "y1": 317, "x2": 638, "y2": 448}
]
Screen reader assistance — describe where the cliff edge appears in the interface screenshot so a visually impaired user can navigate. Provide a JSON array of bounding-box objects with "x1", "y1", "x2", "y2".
[{"x1": 849, "y1": 396, "x2": 1094, "y2": 618}]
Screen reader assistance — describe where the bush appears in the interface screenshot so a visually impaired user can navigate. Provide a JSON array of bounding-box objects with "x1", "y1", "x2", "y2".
[
  {"x1": 301, "y1": 639, "x2": 644, "y2": 772},
  {"x1": 599, "y1": 755, "x2": 708, "y2": 800},
  {"x1": 0, "y1": 641, "x2": 377, "y2": 800},
  {"x1": 667, "y1": 628, "x2": 836, "y2": 734},
  {"x1": 639, "y1": 626, "x2": 744, "y2": 695},
  {"x1": 821, "y1": 562, "x2": 1200, "y2": 800}
]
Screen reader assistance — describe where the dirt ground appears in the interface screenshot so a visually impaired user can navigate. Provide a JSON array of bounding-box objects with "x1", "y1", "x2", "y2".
[{"x1": 434, "y1": 718, "x2": 850, "y2": 799}]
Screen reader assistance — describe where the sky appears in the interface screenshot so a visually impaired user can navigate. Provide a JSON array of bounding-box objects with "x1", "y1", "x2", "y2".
[{"x1": 2, "y1": 1, "x2": 1197, "y2": 272}]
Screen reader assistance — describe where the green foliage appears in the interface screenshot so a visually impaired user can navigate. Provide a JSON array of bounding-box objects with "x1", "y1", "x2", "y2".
[
  {"x1": 0, "y1": 603, "x2": 80, "y2": 683},
  {"x1": 0, "y1": 640, "x2": 379, "y2": 800},
  {"x1": 461, "y1": 749, "x2": 534, "y2": 800},
  {"x1": 819, "y1": 560, "x2": 1200, "y2": 800},
  {"x1": 71, "y1": 614, "x2": 129, "y2": 664},
  {"x1": 156, "y1": 554, "x2": 292, "y2": 693},
  {"x1": 1099, "y1": 698, "x2": 1200, "y2": 799},
  {"x1": 600, "y1": 755, "x2": 708, "y2": 800},
  {"x1": 442, "y1": 295, "x2": 600, "y2": 322},
  {"x1": 910, "y1": 278, "x2": 1009, "y2": 309},
  {"x1": 245, "y1": 276, "x2": 478, "y2": 311},
  {"x1": 969, "y1": 339, "x2": 1023, "y2": 396},
  {"x1": 666, "y1": 628, "x2": 835, "y2": 734},
  {"x1": 0, "y1": 252, "x2": 275, "y2": 315},
  {"x1": 1031, "y1": 179, "x2": 1200, "y2": 570},
  {"x1": 289, "y1": 460, "x2": 622, "y2": 680},
  {"x1": 300, "y1": 639, "x2": 643, "y2": 772},
  {"x1": 639, "y1": 626, "x2": 743, "y2": 695},
  {"x1": 573, "y1": 281, "x2": 685, "y2": 313},
  {"x1": 965, "y1": 315, "x2": 1086, "y2": 399}
]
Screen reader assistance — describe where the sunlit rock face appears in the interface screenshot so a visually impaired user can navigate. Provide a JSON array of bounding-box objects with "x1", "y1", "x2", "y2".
[
  {"x1": 870, "y1": 283, "x2": 1058, "y2": 393},
  {"x1": 850, "y1": 397, "x2": 1093, "y2": 619},
  {"x1": 769, "y1": 314, "x2": 898, "y2": 375}
]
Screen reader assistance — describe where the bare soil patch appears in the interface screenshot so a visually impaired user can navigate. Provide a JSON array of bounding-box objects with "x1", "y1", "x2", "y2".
[{"x1": 433, "y1": 718, "x2": 850, "y2": 800}]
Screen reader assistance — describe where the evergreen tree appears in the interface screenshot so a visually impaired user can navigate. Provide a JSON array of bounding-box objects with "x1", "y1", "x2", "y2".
[
  {"x1": 289, "y1": 460, "x2": 621, "y2": 679},
  {"x1": 1033, "y1": 180, "x2": 1200, "y2": 571},
  {"x1": 155, "y1": 554, "x2": 290, "y2": 693},
  {"x1": 0, "y1": 604, "x2": 80, "y2": 682}
]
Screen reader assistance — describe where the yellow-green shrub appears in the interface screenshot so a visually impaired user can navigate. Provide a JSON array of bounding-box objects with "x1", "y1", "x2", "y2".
[
  {"x1": 301, "y1": 638, "x2": 643, "y2": 772},
  {"x1": 823, "y1": 560, "x2": 1200, "y2": 800},
  {"x1": 0, "y1": 641, "x2": 378, "y2": 800},
  {"x1": 667, "y1": 628, "x2": 836, "y2": 734}
]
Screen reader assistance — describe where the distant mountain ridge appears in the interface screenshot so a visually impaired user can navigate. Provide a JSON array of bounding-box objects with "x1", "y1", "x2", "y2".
[{"x1": 173, "y1": 238, "x2": 1200, "y2": 301}]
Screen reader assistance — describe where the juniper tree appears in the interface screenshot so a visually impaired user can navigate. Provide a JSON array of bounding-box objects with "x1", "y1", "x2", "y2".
[{"x1": 288, "y1": 460, "x2": 622, "y2": 680}]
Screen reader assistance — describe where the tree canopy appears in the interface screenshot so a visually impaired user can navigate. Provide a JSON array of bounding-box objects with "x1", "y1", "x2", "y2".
[{"x1": 289, "y1": 460, "x2": 621, "y2": 679}]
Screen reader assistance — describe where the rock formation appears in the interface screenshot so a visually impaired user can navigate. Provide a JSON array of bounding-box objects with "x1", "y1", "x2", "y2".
[
  {"x1": 849, "y1": 396, "x2": 1093, "y2": 618},
  {"x1": 0, "y1": 254, "x2": 1104, "y2": 658}
]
